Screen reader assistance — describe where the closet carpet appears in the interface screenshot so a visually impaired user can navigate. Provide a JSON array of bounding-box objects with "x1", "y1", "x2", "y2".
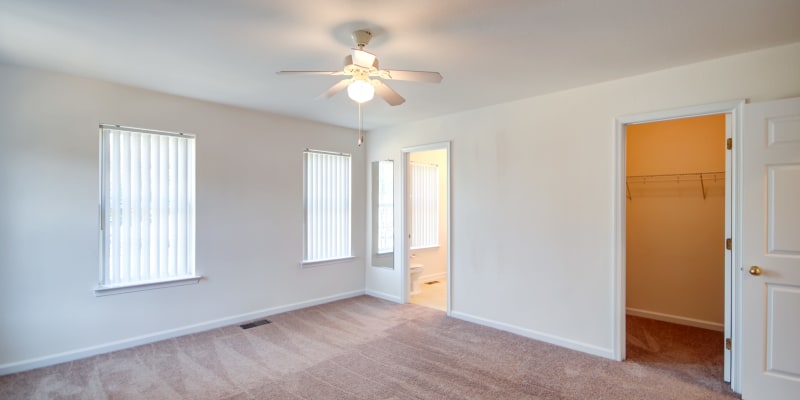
[{"x1": 0, "y1": 296, "x2": 739, "y2": 399}]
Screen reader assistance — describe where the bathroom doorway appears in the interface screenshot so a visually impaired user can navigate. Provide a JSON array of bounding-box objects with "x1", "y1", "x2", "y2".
[{"x1": 402, "y1": 143, "x2": 450, "y2": 313}]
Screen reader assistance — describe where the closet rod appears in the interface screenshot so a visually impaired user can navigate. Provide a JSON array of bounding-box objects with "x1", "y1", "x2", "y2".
[
  {"x1": 626, "y1": 171, "x2": 725, "y2": 180},
  {"x1": 625, "y1": 171, "x2": 725, "y2": 200}
]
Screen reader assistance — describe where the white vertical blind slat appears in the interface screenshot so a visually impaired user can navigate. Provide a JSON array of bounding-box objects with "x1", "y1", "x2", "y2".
[
  {"x1": 168, "y1": 137, "x2": 178, "y2": 277},
  {"x1": 140, "y1": 134, "x2": 151, "y2": 281},
  {"x1": 304, "y1": 152, "x2": 310, "y2": 260},
  {"x1": 334, "y1": 154, "x2": 341, "y2": 258},
  {"x1": 319, "y1": 153, "x2": 326, "y2": 260},
  {"x1": 315, "y1": 153, "x2": 321, "y2": 260},
  {"x1": 120, "y1": 131, "x2": 130, "y2": 283},
  {"x1": 187, "y1": 138, "x2": 195, "y2": 273},
  {"x1": 316, "y1": 153, "x2": 322, "y2": 261},
  {"x1": 176, "y1": 137, "x2": 187, "y2": 276},
  {"x1": 108, "y1": 130, "x2": 120, "y2": 284},
  {"x1": 345, "y1": 156, "x2": 351, "y2": 253},
  {"x1": 158, "y1": 136, "x2": 169, "y2": 280},
  {"x1": 150, "y1": 135, "x2": 161, "y2": 279},
  {"x1": 327, "y1": 154, "x2": 333, "y2": 259},
  {"x1": 129, "y1": 132, "x2": 141, "y2": 282}
]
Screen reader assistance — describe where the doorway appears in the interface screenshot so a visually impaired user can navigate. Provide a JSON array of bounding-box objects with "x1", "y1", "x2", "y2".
[
  {"x1": 613, "y1": 101, "x2": 742, "y2": 391},
  {"x1": 402, "y1": 143, "x2": 450, "y2": 313},
  {"x1": 624, "y1": 115, "x2": 727, "y2": 385}
]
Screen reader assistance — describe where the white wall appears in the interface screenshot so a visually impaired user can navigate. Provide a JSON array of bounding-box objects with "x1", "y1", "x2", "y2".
[
  {"x1": 365, "y1": 42, "x2": 800, "y2": 357},
  {"x1": 0, "y1": 63, "x2": 366, "y2": 372}
]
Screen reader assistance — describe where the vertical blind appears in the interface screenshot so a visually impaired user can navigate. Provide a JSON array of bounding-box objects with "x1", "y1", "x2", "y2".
[
  {"x1": 411, "y1": 162, "x2": 439, "y2": 249},
  {"x1": 100, "y1": 125, "x2": 195, "y2": 287},
  {"x1": 304, "y1": 150, "x2": 352, "y2": 262}
]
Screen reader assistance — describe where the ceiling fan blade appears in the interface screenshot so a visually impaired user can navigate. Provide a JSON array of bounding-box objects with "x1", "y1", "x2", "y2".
[
  {"x1": 277, "y1": 70, "x2": 344, "y2": 76},
  {"x1": 373, "y1": 80, "x2": 405, "y2": 106},
  {"x1": 319, "y1": 79, "x2": 352, "y2": 99},
  {"x1": 379, "y1": 70, "x2": 443, "y2": 83},
  {"x1": 351, "y1": 49, "x2": 377, "y2": 69}
]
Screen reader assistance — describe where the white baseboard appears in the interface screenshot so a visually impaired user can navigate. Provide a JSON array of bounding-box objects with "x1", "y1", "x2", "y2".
[
  {"x1": 450, "y1": 311, "x2": 615, "y2": 360},
  {"x1": 365, "y1": 289, "x2": 402, "y2": 303},
  {"x1": 626, "y1": 307, "x2": 724, "y2": 332},
  {"x1": 0, "y1": 290, "x2": 365, "y2": 375},
  {"x1": 420, "y1": 272, "x2": 446, "y2": 283}
]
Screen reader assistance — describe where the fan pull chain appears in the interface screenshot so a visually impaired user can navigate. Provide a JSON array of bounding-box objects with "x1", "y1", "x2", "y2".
[{"x1": 357, "y1": 103, "x2": 364, "y2": 146}]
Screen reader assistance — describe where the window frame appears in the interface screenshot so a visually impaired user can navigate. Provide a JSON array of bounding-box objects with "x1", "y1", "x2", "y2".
[
  {"x1": 302, "y1": 149, "x2": 353, "y2": 266},
  {"x1": 95, "y1": 124, "x2": 200, "y2": 296}
]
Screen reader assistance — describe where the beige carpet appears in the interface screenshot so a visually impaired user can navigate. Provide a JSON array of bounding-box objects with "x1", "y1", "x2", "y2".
[
  {"x1": 0, "y1": 296, "x2": 739, "y2": 399},
  {"x1": 625, "y1": 315, "x2": 732, "y2": 394}
]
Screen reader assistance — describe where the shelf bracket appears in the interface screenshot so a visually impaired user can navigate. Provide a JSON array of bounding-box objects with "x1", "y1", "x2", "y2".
[{"x1": 700, "y1": 174, "x2": 707, "y2": 199}]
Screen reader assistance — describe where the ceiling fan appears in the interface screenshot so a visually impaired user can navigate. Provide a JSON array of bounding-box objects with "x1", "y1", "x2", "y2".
[{"x1": 277, "y1": 30, "x2": 443, "y2": 106}]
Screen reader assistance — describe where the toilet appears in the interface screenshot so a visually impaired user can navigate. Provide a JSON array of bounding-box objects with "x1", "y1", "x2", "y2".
[{"x1": 410, "y1": 263, "x2": 425, "y2": 295}]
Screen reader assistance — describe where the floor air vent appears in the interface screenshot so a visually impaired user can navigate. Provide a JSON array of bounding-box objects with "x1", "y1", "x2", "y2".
[{"x1": 240, "y1": 319, "x2": 271, "y2": 329}]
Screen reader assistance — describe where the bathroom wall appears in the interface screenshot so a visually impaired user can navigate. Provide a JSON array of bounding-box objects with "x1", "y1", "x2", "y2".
[
  {"x1": 626, "y1": 115, "x2": 726, "y2": 329},
  {"x1": 410, "y1": 149, "x2": 448, "y2": 281}
]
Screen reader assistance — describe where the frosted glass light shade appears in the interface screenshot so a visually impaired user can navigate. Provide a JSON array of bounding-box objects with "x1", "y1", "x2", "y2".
[{"x1": 347, "y1": 80, "x2": 374, "y2": 103}]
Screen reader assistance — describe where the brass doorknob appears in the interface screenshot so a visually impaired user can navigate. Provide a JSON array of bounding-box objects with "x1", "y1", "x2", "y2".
[{"x1": 749, "y1": 266, "x2": 762, "y2": 276}]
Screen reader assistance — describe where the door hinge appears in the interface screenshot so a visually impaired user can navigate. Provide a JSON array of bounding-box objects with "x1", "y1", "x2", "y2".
[
  {"x1": 726, "y1": 138, "x2": 732, "y2": 150},
  {"x1": 725, "y1": 338, "x2": 732, "y2": 350},
  {"x1": 726, "y1": 238, "x2": 732, "y2": 250}
]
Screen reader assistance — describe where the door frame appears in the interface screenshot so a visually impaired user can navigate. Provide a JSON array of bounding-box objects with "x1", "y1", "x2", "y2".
[
  {"x1": 612, "y1": 100, "x2": 744, "y2": 392},
  {"x1": 401, "y1": 141, "x2": 451, "y2": 315}
]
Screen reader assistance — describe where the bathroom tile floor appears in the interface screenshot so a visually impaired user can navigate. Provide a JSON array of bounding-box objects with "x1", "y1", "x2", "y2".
[{"x1": 410, "y1": 278, "x2": 447, "y2": 311}]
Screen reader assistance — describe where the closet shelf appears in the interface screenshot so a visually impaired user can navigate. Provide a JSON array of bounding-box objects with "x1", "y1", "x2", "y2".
[{"x1": 625, "y1": 171, "x2": 724, "y2": 200}]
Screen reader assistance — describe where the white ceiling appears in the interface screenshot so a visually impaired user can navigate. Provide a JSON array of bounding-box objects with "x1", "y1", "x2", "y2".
[{"x1": 1, "y1": 0, "x2": 799, "y2": 130}]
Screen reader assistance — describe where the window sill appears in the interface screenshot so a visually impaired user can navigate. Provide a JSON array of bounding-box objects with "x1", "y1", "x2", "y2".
[
  {"x1": 94, "y1": 275, "x2": 203, "y2": 297},
  {"x1": 301, "y1": 256, "x2": 356, "y2": 268}
]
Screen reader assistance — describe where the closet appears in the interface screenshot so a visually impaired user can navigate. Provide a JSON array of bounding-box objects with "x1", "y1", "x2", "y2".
[{"x1": 626, "y1": 114, "x2": 726, "y2": 330}]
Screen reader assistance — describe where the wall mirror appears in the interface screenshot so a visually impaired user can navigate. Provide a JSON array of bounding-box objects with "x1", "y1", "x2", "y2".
[{"x1": 371, "y1": 160, "x2": 394, "y2": 268}]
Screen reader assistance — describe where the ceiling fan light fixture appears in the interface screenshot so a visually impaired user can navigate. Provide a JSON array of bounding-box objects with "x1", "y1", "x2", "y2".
[
  {"x1": 277, "y1": 29, "x2": 441, "y2": 107},
  {"x1": 347, "y1": 79, "x2": 374, "y2": 103}
]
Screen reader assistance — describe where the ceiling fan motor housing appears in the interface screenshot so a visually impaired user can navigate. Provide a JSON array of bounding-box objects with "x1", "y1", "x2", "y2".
[
  {"x1": 343, "y1": 55, "x2": 379, "y2": 73},
  {"x1": 352, "y1": 30, "x2": 373, "y2": 48}
]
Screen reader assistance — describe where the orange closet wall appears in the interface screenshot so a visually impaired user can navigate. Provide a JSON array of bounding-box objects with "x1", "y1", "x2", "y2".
[{"x1": 626, "y1": 114, "x2": 726, "y2": 328}]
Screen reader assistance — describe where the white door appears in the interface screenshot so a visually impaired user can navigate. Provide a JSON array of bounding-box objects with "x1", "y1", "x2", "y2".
[{"x1": 741, "y1": 97, "x2": 800, "y2": 399}]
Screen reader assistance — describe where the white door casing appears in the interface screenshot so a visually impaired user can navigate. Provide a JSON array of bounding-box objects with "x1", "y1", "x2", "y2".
[
  {"x1": 401, "y1": 142, "x2": 452, "y2": 314},
  {"x1": 614, "y1": 101, "x2": 742, "y2": 387},
  {"x1": 741, "y1": 97, "x2": 800, "y2": 399}
]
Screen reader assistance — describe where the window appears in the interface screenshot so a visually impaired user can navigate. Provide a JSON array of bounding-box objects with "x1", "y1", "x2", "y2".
[
  {"x1": 97, "y1": 125, "x2": 197, "y2": 295},
  {"x1": 410, "y1": 162, "x2": 439, "y2": 249},
  {"x1": 303, "y1": 150, "x2": 352, "y2": 264}
]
